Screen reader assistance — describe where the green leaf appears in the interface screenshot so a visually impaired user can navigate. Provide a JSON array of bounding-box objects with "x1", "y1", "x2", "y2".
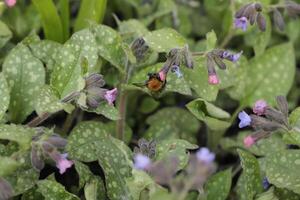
[
  {"x1": 0, "y1": 20, "x2": 12, "y2": 48},
  {"x1": 0, "y1": 73, "x2": 9, "y2": 121},
  {"x1": 74, "y1": 0, "x2": 107, "y2": 31},
  {"x1": 84, "y1": 177, "x2": 106, "y2": 200},
  {"x1": 126, "y1": 169, "x2": 156, "y2": 200},
  {"x1": 67, "y1": 121, "x2": 132, "y2": 200},
  {"x1": 74, "y1": 161, "x2": 93, "y2": 189},
  {"x1": 92, "y1": 25, "x2": 127, "y2": 73},
  {"x1": 186, "y1": 98, "x2": 230, "y2": 130},
  {"x1": 0, "y1": 124, "x2": 35, "y2": 149},
  {"x1": 0, "y1": 157, "x2": 20, "y2": 177},
  {"x1": 6, "y1": 168, "x2": 39, "y2": 196},
  {"x1": 205, "y1": 169, "x2": 232, "y2": 200},
  {"x1": 256, "y1": 187, "x2": 278, "y2": 200},
  {"x1": 130, "y1": 63, "x2": 192, "y2": 96},
  {"x1": 289, "y1": 107, "x2": 300, "y2": 127},
  {"x1": 274, "y1": 188, "x2": 300, "y2": 200},
  {"x1": 155, "y1": 139, "x2": 198, "y2": 169},
  {"x1": 237, "y1": 149, "x2": 263, "y2": 199},
  {"x1": 50, "y1": 29, "x2": 99, "y2": 97},
  {"x1": 265, "y1": 150, "x2": 300, "y2": 194},
  {"x1": 182, "y1": 57, "x2": 219, "y2": 101},
  {"x1": 37, "y1": 180, "x2": 80, "y2": 200},
  {"x1": 144, "y1": 107, "x2": 200, "y2": 142},
  {"x1": 88, "y1": 102, "x2": 120, "y2": 120},
  {"x1": 243, "y1": 43, "x2": 295, "y2": 106},
  {"x1": 206, "y1": 30, "x2": 217, "y2": 51},
  {"x1": 2, "y1": 44, "x2": 45, "y2": 123},
  {"x1": 32, "y1": 0, "x2": 64, "y2": 43},
  {"x1": 144, "y1": 28, "x2": 186, "y2": 52},
  {"x1": 118, "y1": 19, "x2": 149, "y2": 42},
  {"x1": 35, "y1": 85, "x2": 74, "y2": 116},
  {"x1": 21, "y1": 186, "x2": 44, "y2": 200},
  {"x1": 58, "y1": 0, "x2": 70, "y2": 41},
  {"x1": 139, "y1": 97, "x2": 160, "y2": 114}
]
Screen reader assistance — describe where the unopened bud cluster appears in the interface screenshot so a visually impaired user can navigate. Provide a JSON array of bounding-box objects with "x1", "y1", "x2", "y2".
[{"x1": 238, "y1": 96, "x2": 291, "y2": 147}]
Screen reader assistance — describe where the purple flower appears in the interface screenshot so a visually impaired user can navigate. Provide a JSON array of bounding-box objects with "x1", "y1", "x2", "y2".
[
  {"x1": 234, "y1": 17, "x2": 248, "y2": 31},
  {"x1": 196, "y1": 147, "x2": 215, "y2": 164},
  {"x1": 222, "y1": 51, "x2": 243, "y2": 62},
  {"x1": 5, "y1": 0, "x2": 16, "y2": 7},
  {"x1": 104, "y1": 88, "x2": 118, "y2": 105},
  {"x1": 253, "y1": 100, "x2": 267, "y2": 115},
  {"x1": 171, "y1": 65, "x2": 183, "y2": 78},
  {"x1": 238, "y1": 111, "x2": 252, "y2": 128},
  {"x1": 133, "y1": 154, "x2": 151, "y2": 170}
]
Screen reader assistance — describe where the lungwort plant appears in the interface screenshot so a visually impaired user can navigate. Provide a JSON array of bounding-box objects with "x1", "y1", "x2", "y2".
[{"x1": 1, "y1": 0, "x2": 300, "y2": 199}]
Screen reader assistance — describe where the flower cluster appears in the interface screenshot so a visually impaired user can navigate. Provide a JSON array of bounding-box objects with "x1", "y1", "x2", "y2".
[
  {"x1": 133, "y1": 146, "x2": 216, "y2": 192},
  {"x1": 234, "y1": 2, "x2": 266, "y2": 32},
  {"x1": 206, "y1": 50, "x2": 242, "y2": 85},
  {"x1": 31, "y1": 131, "x2": 73, "y2": 174},
  {"x1": 238, "y1": 96, "x2": 290, "y2": 147},
  {"x1": 82, "y1": 73, "x2": 118, "y2": 108}
]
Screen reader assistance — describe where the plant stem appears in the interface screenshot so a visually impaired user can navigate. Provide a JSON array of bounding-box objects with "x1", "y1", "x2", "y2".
[
  {"x1": 116, "y1": 59, "x2": 131, "y2": 140},
  {"x1": 62, "y1": 108, "x2": 78, "y2": 134}
]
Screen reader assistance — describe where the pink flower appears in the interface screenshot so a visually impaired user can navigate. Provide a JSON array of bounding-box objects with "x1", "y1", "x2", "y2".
[
  {"x1": 104, "y1": 88, "x2": 118, "y2": 105},
  {"x1": 208, "y1": 74, "x2": 219, "y2": 85},
  {"x1": 253, "y1": 100, "x2": 267, "y2": 115},
  {"x1": 56, "y1": 153, "x2": 73, "y2": 174},
  {"x1": 5, "y1": 0, "x2": 16, "y2": 7},
  {"x1": 158, "y1": 71, "x2": 166, "y2": 81},
  {"x1": 243, "y1": 136, "x2": 255, "y2": 148}
]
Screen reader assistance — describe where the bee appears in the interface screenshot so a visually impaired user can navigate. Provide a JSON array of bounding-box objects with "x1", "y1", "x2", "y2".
[{"x1": 145, "y1": 73, "x2": 166, "y2": 92}]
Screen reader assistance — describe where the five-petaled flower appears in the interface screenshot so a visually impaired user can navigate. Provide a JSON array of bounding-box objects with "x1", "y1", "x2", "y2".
[
  {"x1": 238, "y1": 111, "x2": 252, "y2": 128},
  {"x1": 104, "y1": 88, "x2": 118, "y2": 105},
  {"x1": 196, "y1": 147, "x2": 215, "y2": 164},
  {"x1": 234, "y1": 17, "x2": 248, "y2": 31},
  {"x1": 134, "y1": 154, "x2": 151, "y2": 170}
]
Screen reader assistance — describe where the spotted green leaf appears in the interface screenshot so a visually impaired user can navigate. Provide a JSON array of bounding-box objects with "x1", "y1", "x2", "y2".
[
  {"x1": 6, "y1": 169, "x2": 39, "y2": 196},
  {"x1": 155, "y1": 139, "x2": 198, "y2": 169},
  {"x1": 35, "y1": 85, "x2": 74, "y2": 116},
  {"x1": 130, "y1": 63, "x2": 192, "y2": 96},
  {"x1": 0, "y1": 124, "x2": 35, "y2": 149},
  {"x1": 243, "y1": 43, "x2": 295, "y2": 106},
  {"x1": 0, "y1": 74, "x2": 9, "y2": 121},
  {"x1": 205, "y1": 169, "x2": 232, "y2": 200},
  {"x1": 274, "y1": 188, "x2": 300, "y2": 200},
  {"x1": 0, "y1": 20, "x2": 12, "y2": 48},
  {"x1": 21, "y1": 186, "x2": 44, "y2": 200},
  {"x1": 84, "y1": 177, "x2": 106, "y2": 200},
  {"x1": 118, "y1": 19, "x2": 149, "y2": 42},
  {"x1": 37, "y1": 180, "x2": 80, "y2": 200},
  {"x1": 92, "y1": 25, "x2": 127, "y2": 73},
  {"x1": 182, "y1": 57, "x2": 219, "y2": 101},
  {"x1": 74, "y1": 161, "x2": 93, "y2": 189},
  {"x1": 126, "y1": 169, "x2": 156, "y2": 200},
  {"x1": 50, "y1": 29, "x2": 99, "y2": 98},
  {"x1": 144, "y1": 28, "x2": 186, "y2": 52},
  {"x1": 144, "y1": 107, "x2": 200, "y2": 143},
  {"x1": 0, "y1": 157, "x2": 20, "y2": 177},
  {"x1": 186, "y1": 98, "x2": 230, "y2": 131},
  {"x1": 265, "y1": 150, "x2": 300, "y2": 194},
  {"x1": 289, "y1": 107, "x2": 300, "y2": 127},
  {"x1": 91, "y1": 102, "x2": 120, "y2": 120},
  {"x1": 237, "y1": 149, "x2": 263, "y2": 199},
  {"x1": 28, "y1": 38, "x2": 62, "y2": 69},
  {"x1": 256, "y1": 187, "x2": 278, "y2": 200},
  {"x1": 67, "y1": 121, "x2": 132, "y2": 200},
  {"x1": 2, "y1": 44, "x2": 45, "y2": 123}
]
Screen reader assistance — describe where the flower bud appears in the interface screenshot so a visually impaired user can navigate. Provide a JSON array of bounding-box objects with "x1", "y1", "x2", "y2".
[
  {"x1": 253, "y1": 100, "x2": 267, "y2": 115},
  {"x1": 46, "y1": 135, "x2": 68, "y2": 149},
  {"x1": 243, "y1": 135, "x2": 255, "y2": 148},
  {"x1": 264, "y1": 107, "x2": 288, "y2": 128},
  {"x1": 256, "y1": 12, "x2": 266, "y2": 32},
  {"x1": 273, "y1": 9, "x2": 285, "y2": 31},
  {"x1": 85, "y1": 73, "x2": 105, "y2": 89},
  {"x1": 31, "y1": 146, "x2": 45, "y2": 171},
  {"x1": 5, "y1": 0, "x2": 16, "y2": 7},
  {"x1": 86, "y1": 87, "x2": 107, "y2": 108},
  {"x1": 131, "y1": 37, "x2": 150, "y2": 62},
  {"x1": 250, "y1": 114, "x2": 282, "y2": 131},
  {"x1": 276, "y1": 96, "x2": 289, "y2": 117},
  {"x1": 0, "y1": 178, "x2": 13, "y2": 200}
]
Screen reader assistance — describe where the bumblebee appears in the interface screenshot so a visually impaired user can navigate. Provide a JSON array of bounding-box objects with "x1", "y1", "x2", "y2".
[{"x1": 145, "y1": 73, "x2": 166, "y2": 92}]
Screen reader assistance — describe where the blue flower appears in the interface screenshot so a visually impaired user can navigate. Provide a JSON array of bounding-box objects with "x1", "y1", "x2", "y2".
[
  {"x1": 222, "y1": 51, "x2": 243, "y2": 62},
  {"x1": 171, "y1": 65, "x2": 183, "y2": 78},
  {"x1": 196, "y1": 147, "x2": 215, "y2": 164},
  {"x1": 234, "y1": 17, "x2": 248, "y2": 31},
  {"x1": 262, "y1": 177, "x2": 270, "y2": 189},
  {"x1": 133, "y1": 154, "x2": 151, "y2": 170},
  {"x1": 238, "y1": 111, "x2": 252, "y2": 128}
]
